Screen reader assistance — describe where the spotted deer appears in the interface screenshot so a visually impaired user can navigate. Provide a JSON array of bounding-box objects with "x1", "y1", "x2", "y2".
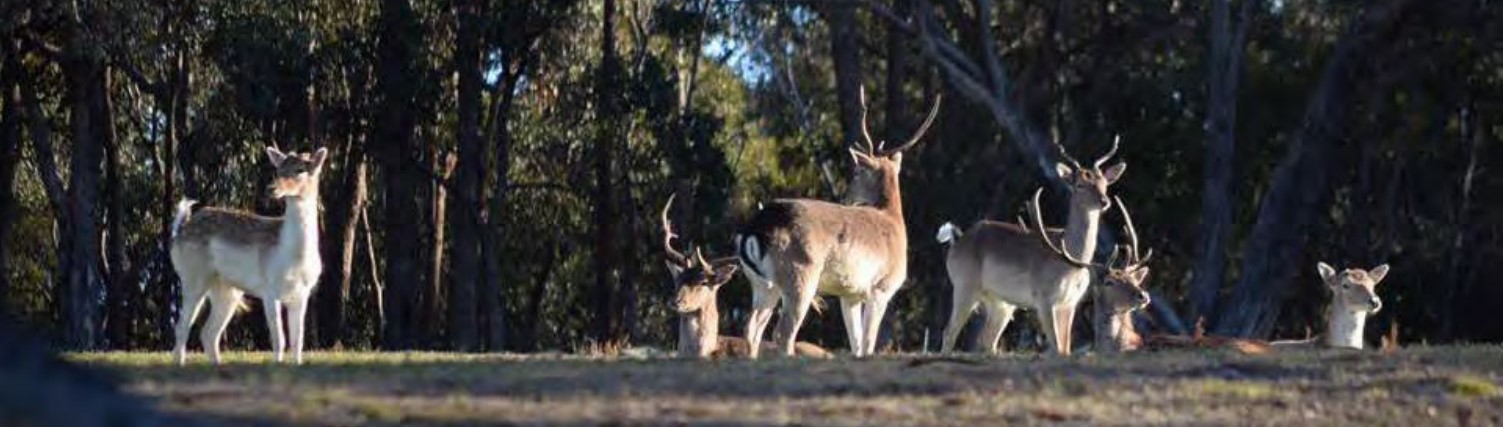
[
  {"x1": 168, "y1": 146, "x2": 326, "y2": 365},
  {"x1": 935, "y1": 140, "x2": 1125, "y2": 355},
  {"x1": 735, "y1": 89, "x2": 940, "y2": 357},
  {"x1": 661, "y1": 196, "x2": 829, "y2": 359}
]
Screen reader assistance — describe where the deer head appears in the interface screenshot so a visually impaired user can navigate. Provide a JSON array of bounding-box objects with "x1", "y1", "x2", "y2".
[
  {"x1": 661, "y1": 195, "x2": 737, "y2": 314},
  {"x1": 844, "y1": 87, "x2": 941, "y2": 206},
  {"x1": 266, "y1": 146, "x2": 328, "y2": 199},
  {"x1": 1053, "y1": 136, "x2": 1126, "y2": 211},
  {"x1": 1317, "y1": 262, "x2": 1388, "y2": 314},
  {"x1": 1030, "y1": 190, "x2": 1153, "y2": 313}
]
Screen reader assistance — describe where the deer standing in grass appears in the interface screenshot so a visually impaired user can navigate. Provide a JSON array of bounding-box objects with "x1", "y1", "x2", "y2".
[
  {"x1": 935, "y1": 140, "x2": 1126, "y2": 355},
  {"x1": 168, "y1": 147, "x2": 326, "y2": 365},
  {"x1": 662, "y1": 196, "x2": 830, "y2": 359},
  {"x1": 735, "y1": 89, "x2": 939, "y2": 357},
  {"x1": 1026, "y1": 195, "x2": 1153, "y2": 354}
]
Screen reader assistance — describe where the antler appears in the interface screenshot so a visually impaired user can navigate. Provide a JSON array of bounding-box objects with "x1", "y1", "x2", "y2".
[
  {"x1": 1093, "y1": 134, "x2": 1120, "y2": 170},
  {"x1": 660, "y1": 194, "x2": 689, "y2": 266},
  {"x1": 878, "y1": 93, "x2": 943, "y2": 156},
  {"x1": 1028, "y1": 188, "x2": 1098, "y2": 269},
  {"x1": 1113, "y1": 195, "x2": 1153, "y2": 266},
  {"x1": 858, "y1": 86, "x2": 878, "y2": 155}
]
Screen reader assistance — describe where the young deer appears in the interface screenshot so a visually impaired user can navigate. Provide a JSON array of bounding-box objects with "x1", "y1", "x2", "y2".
[
  {"x1": 1272, "y1": 263, "x2": 1389, "y2": 349},
  {"x1": 735, "y1": 89, "x2": 940, "y2": 357},
  {"x1": 168, "y1": 147, "x2": 327, "y2": 365},
  {"x1": 661, "y1": 196, "x2": 829, "y2": 359},
  {"x1": 936, "y1": 140, "x2": 1126, "y2": 355}
]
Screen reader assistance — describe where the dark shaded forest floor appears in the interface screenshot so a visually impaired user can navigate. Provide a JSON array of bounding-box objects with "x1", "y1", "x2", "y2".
[{"x1": 76, "y1": 346, "x2": 1503, "y2": 426}]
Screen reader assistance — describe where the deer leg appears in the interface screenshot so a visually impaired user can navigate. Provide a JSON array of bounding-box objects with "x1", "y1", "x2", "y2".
[
  {"x1": 1037, "y1": 305, "x2": 1060, "y2": 356},
  {"x1": 173, "y1": 278, "x2": 209, "y2": 366},
  {"x1": 200, "y1": 285, "x2": 242, "y2": 365},
  {"x1": 263, "y1": 299, "x2": 285, "y2": 363},
  {"x1": 839, "y1": 297, "x2": 865, "y2": 356},
  {"x1": 860, "y1": 290, "x2": 896, "y2": 356},
  {"x1": 285, "y1": 294, "x2": 308, "y2": 365},
  {"x1": 941, "y1": 284, "x2": 979, "y2": 353},
  {"x1": 1054, "y1": 305, "x2": 1077, "y2": 356},
  {"x1": 974, "y1": 300, "x2": 1017, "y2": 354},
  {"x1": 744, "y1": 285, "x2": 780, "y2": 359},
  {"x1": 774, "y1": 270, "x2": 819, "y2": 357}
]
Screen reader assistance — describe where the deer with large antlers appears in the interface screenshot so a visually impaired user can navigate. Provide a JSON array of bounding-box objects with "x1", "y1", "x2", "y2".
[
  {"x1": 1028, "y1": 195, "x2": 1154, "y2": 354},
  {"x1": 661, "y1": 196, "x2": 830, "y2": 359},
  {"x1": 735, "y1": 89, "x2": 939, "y2": 357},
  {"x1": 935, "y1": 140, "x2": 1126, "y2": 355},
  {"x1": 168, "y1": 146, "x2": 327, "y2": 365}
]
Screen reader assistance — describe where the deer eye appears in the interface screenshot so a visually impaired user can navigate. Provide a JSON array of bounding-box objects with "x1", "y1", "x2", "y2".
[{"x1": 1342, "y1": 283, "x2": 1351, "y2": 289}]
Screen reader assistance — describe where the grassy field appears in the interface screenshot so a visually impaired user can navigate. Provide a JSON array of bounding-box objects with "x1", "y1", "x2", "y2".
[{"x1": 76, "y1": 346, "x2": 1503, "y2": 426}]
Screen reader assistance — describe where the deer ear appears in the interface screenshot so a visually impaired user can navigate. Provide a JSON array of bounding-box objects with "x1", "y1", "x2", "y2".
[
  {"x1": 1368, "y1": 264, "x2": 1389, "y2": 284},
  {"x1": 310, "y1": 147, "x2": 329, "y2": 169},
  {"x1": 266, "y1": 146, "x2": 288, "y2": 167},
  {"x1": 1317, "y1": 262, "x2": 1337, "y2": 283},
  {"x1": 1055, "y1": 162, "x2": 1074, "y2": 180},
  {"x1": 711, "y1": 263, "x2": 739, "y2": 287},
  {"x1": 1102, "y1": 162, "x2": 1127, "y2": 184}
]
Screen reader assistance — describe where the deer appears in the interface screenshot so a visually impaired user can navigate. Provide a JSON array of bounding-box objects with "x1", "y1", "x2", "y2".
[
  {"x1": 167, "y1": 146, "x2": 327, "y2": 365},
  {"x1": 935, "y1": 139, "x2": 1125, "y2": 356},
  {"x1": 1269, "y1": 263, "x2": 1390, "y2": 349},
  {"x1": 1026, "y1": 195, "x2": 1153, "y2": 354},
  {"x1": 734, "y1": 88, "x2": 940, "y2": 358},
  {"x1": 661, "y1": 196, "x2": 830, "y2": 359}
]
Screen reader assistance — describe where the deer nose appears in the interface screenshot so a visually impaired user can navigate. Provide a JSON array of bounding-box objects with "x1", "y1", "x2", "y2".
[
  {"x1": 1369, "y1": 297, "x2": 1382, "y2": 313},
  {"x1": 1138, "y1": 292, "x2": 1151, "y2": 307}
]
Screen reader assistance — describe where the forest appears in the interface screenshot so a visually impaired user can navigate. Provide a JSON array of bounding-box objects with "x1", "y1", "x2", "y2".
[{"x1": 1, "y1": 0, "x2": 1500, "y2": 355}]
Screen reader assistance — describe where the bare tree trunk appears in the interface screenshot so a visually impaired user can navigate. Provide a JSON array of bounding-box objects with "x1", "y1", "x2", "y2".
[
  {"x1": 0, "y1": 38, "x2": 22, "y2": 311},
  {"x1": 61, "y1": 32, "x2": 108, "y2": 350},
  {"x1": 103, "y1": 72, "x2": 133, "y2": 349},
  {"x1": 447, "y1": 0, "x2": 485, "y2": 352},
  {"x1": 1443, "y1": 104, "x2": 1481, "y2": 341},
  {"x1": 1189, "y1": 0, "x2": 1258, "y2": 324},
  {"x1": 375, "y1": 0, "x2": 425, "y2": 350},
  {"x1": 590, "y1": 0, "x2": 622, "y2": 345},
  {"x1": 823, "y1": 1, "x2": 865, "y2": 153},
  {"x1": 1214, "y1": 0, "x2": 1416, "y2": 338},
  {"x1": 153, "y1": 45, "x2": 187, "y2": 346}
]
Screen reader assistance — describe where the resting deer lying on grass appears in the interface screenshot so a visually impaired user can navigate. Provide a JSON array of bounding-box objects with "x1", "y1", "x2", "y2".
[
  {"x1": 735, "y1": 89, "x2": 939, "y2": 357},
  {"x1": 168, "y1": 146, "x2": 326, "y2": 365},
  {"x1": 936, "y1": 139, "x2": 1126, "y2": 355},
  {"x1": 662, "y1": 196, "x2": 830, "y2": 359},
  {"x1": 1137, "y1": 263, "x2": 1389, "y2": 354}
]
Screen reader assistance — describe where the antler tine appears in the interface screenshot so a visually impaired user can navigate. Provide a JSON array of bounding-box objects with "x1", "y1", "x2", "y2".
[
  {"x1": 694, "y1": 247, "x2": 711, "y2": 271},
  {"x1": 1056, "y1": 142, "x2": 1083, "y2": 171},
  {"x1": 1029, "y1": 188, "x2": 1096, "y2": 269},
  {"x1": 880, "y1": 94, "x2": 943, "y2": 155},
  {"x1": 1113, "y1": 195, "x2": 1144, "y2": 265},
  {"x1": 660, "y1": 194, "x2": 688, "y2": 266},
  {"x1": 858, "y1": 86, "x2": 878, "y2": 155},
  {"x1": 1093, "y1": 134, "x2": 1121, "y2": 170}
]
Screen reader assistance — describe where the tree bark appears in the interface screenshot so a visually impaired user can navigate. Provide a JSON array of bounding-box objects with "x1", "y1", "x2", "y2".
[
  {"x1": 0, "y1": 38, "x2": 22, "y2": 311},
  {"x1": 823, "y1": 1, "x2": 866, "y2": 152},
  {"x1": 1189, "y1": 0, "x2": 1258, "y2": 324},
  {"x1": 60, "y1": 27, "x2": 109, "y2": 350},
  {"x1": 1214, "y1": 0, "x2": 1415, "y2": 338},
  {"x1": 102, "y1": 72, "x2": 133, "y2": 349},
  {"x1": 448, "y1": 0, "x2": 484, "y2": 352},
  {"x1": 590, "y1": 0, "x2": 622, "y2": 345},
  {"x1": 375, "y1": 0, "x2": 425, "y2": 350}
]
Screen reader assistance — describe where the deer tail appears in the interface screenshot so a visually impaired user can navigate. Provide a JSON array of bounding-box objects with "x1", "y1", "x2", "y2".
[
  {"x1": 171, "y1": 199, "x2": 198, "y2": 241},
  {"x1": 936, "y1": 222, "x2": 963, "y2": 245}
]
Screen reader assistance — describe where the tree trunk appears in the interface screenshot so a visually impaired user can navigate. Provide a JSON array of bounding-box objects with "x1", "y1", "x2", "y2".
[
  {"x1": 590, "y1": 0, "x2": 622, "y2": 345},
  {"x1": 428, "y1": 151, "x2": 454, "y2": 347},
  {"x1": 61, "y1": 30, "x2": 108, "y2": 350},
  {"x1": 375, "y1": 0, "x2": 425, "y2": 350},
  {"x1": 1189, "y1": 0, "x2": 1257, "y2": 324},
  {"x1": 823, "y1": 1, "x2": 865, "y2": 152},
  {"x1": 315, "y1": 139, "x2": 365, "y2": 348},
  {"x1": 0, "y1": 39, "x2": 22, "y2": 311},
  {"x1": 447, "y1": 0, "x2": 484, "y2": 352},
  {"x1": 102, "y1": 73, "x2": 133, "y2": 349},
  {"x1": 1214, "y1": 0, "x2": 1415, "y2": 338}
]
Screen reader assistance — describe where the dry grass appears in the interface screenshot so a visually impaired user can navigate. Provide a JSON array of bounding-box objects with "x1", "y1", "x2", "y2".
[{"x1": 75, "y1": 345, "x2": 1503, "y2": 426}]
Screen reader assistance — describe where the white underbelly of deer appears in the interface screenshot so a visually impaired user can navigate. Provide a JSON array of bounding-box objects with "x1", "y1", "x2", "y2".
[
  {"x1": 819, "y1": 250, "x2": 884, "y2": 298},
  {"x1": 982, "y1": 262, "x2": 1090, "y2": 308}
]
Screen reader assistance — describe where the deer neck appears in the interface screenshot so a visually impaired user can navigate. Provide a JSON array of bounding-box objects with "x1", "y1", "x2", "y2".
[
  {"x1": 1325, "y1": 304, "x2": 1368, "y2": 349},
  {"x1": 874, "y1": 172, "x2": 904, "y2": 222},
  {"x1": 678, "y1": 298, "x2": 720, "y2": 358},
  {"x1": 279, "y1": 193, "x2": 321, "y2": 257},
  {"x1": 1093, "y1": 294, "x2": 1140, "y2": 352},
  {"x1": 1063, "y1": 205, "x2": 1101, "y2": 263}
]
